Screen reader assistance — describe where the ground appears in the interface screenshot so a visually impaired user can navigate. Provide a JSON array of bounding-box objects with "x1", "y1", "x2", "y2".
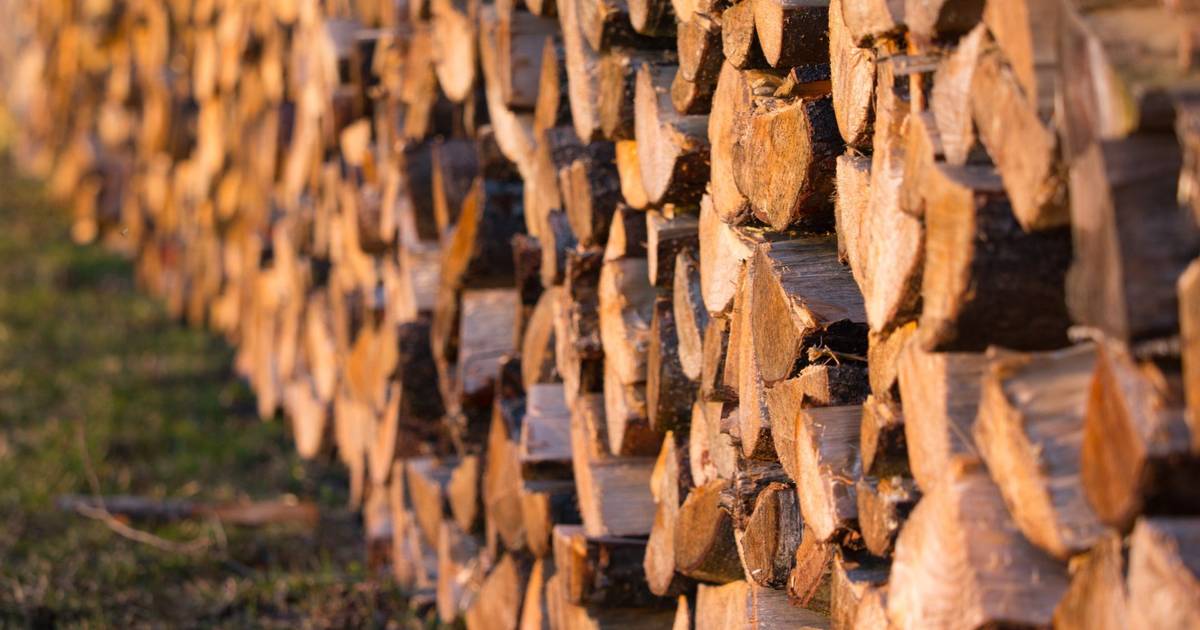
[{"x1": 0, "y1": 160, "x2": 422, "y2": 628}]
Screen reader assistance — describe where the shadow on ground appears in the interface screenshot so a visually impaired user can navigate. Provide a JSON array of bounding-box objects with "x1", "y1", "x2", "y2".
[{"x1": 0, "y1": 160, "x2": 422, "y2": 628}]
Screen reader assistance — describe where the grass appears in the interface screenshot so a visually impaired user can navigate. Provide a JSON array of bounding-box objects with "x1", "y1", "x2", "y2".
[{"x1": 0, "y1": 159, "x2": 418, "y2": 628}]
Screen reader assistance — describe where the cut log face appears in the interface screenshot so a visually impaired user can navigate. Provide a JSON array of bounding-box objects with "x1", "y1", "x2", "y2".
[
  {"x1": 696, "y1": 580, "x2": 831, "y2": 630},
  {"x1": 896, "y1": 340, "x2": 987, "y2": 492},
  {"x1": 432, "y1": 0, "x2": 479, "y2": 102},
  {"x1": 647, "y1": 211, "x2": 700, "y2": 287},
  {"x1": 722, "y1": 0, "x2": 768, "y2": 70},
  {"x1": 552, "y1": 524, "x2": 666, "y2": 607},
  {"x1": 888, "y1": 466, "x2": 1069, "y2": 630},
  {"x1": 839, "y1": 0, "x2": 903, "y2": 45},
  {"x1": 929, "y1": 25, "x2": 985, "y2": 167},
  {"x1": 570, "y1": 395, "x2": 658, "y2": 536},
  {"x1": 1126, "y1": 517, "x2": 1200, "y2": 630},
  {"x1": 751, "y1": 0, "x2": 829, "y2": 69},
  {"x1": 634, "y1": 62, "x2": 711, "y2": 205},
  {"x1": 1066, "y1": 135, "x2": 1199, "y2": 343},
  {"x1": 917, "y1": 162, "x2": 1072, "y2": 352},
  {"x1": 558, "y1": 0, "x2": 605, "y2": 141},
  {"x1": 973, "y1": 344, "x2": 1109, "y2": 559},
  {"x1": 1052, "y1": 532, "x2": 1129, "y2": 630},
  {"x1": 740, "y1": 481, "x2": 801, "y2": 589},
  {"x1": 708, "y1": 63, "x2": 754, "y2": 224},
  {"x1": 732, "y1": 94, "x2": 841, "y2": 231},
  {"x1": 600, "y1": 49, "x2": 678, "y2": 142},
  {"x1": 831, "y1": 549, "x2": 889, "y2": 630},
  {"x1": 674, "y1": 249, "x2": 710, "y2": 381},
  {"x1": 630, "y1": 0, "x2": 677, "y2": 37},
  {"x1": 970, "y1": 48, "x2": 1066, "y2": 232},
  {"x1": 465, "y1": 553, "x2": 531, "y2": 630},
  {"x1": 791, "y1": 405, "x2": 861, "y2": 542},
  {"x1": 675, "y1": 478, "x2": 745, "y2": 583},
  {"x1": 829, "y1": 0, "x2": 874, "y2": 149},
  {"x1": 841, "y1": 54, "x2": 923, "y2": 334},
  {"x1": 615, "y1": 139, "x2": 652, "y2": 208},
  {"x1": 785, "y1": 525, "x2": 833, "y2": 609},
  {"x1": 498, "y1": 10, "x2": 558, "y2": 111},
  {"x1": 598, "y1": 256, "x2": 655, "y2": 386},
  {"x1": 1081, "y1": 341, "x2": 1200, "y2": 531},
  {"x1": 645, "y1": 431, "x2": 695, "y2": 596},
  {"x1": 699, "y1": 193, "x2": 757, "y2": 315},
  {"x1": 859, "y1": 394, "x2": 905, "y2": 478},
  {"x1": 648, "y1": 295, "x2": 697, "y2": 431},
  {"x1": 520, "y1": 383, "x2": 573, "y2": 467},
  {"x1": 522, "y1": 287, "x2": 562, "y2": 389},
  {"x1": 856, "y1": 474, "x2": 919, "y2": 558}
]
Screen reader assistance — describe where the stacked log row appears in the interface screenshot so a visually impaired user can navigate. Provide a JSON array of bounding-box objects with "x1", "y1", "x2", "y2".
[{"x1": 8, "y1": 0, "x2": 1200, "y2": 627}]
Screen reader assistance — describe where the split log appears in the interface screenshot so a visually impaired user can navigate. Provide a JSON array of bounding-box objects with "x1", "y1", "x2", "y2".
[
  {"x1": 700, "y1": 580, "x2": 831, "y2": 629},
  {"x1": 432, "y1": 0, "x2": 480, "y2": 102},
  {"x1": 437, "y1": 520, "x2": 486, "y2": 622},
  {"x1": 498, "y1": 10, "x2": 558, "y2": 111},
  {"x1": 855, "y1": 475, "x2": 919, "y2": 558},
  {"x1": 696, "y1": 580, "x2": 831, "y2": 630},
  {"x1": 830, "y1": 549, "x2": 889, "y2": 630},
  {"x1": 630, "y1": 0, "x2": 677, "y2": 37},
  {"x1": 700, "y1": 314, "x2": 732, "y2": 401},
  {"x1": 465, "y1": 553, "x2": 532, "y2": 630},
  {"x1": 722, "y1": 1, "x2": 768, "y2": 70},
  {"x1": 928, "y1": 25, "x2": 985, "y2": 166},
  {"x1": 917, "y1": 161, "x2": 1072, "y2": 352},
  {"x1": 552, "y1": 524, "x2": 666, "y2": 607},
  {"x1": 520, "y1": 383, "x2": 573, "y2": 471},
  {"x1": 859, "y1": 395, "x2": 905, "y2": 478},
  {"x1": 732, "y1": 93, "x2": 840, "y2": 231},
  {"x1": 647, "y1": 211, "x2": 699, "y2": 287},
  {"x1": 980, "y1": 0, "x2": 1057, "y2": 120},
  {"x1": 1081, "y1": 341, "x2": 1200, "y2": 531},
  {"x1": 865, "y1": 323, "x2": 914, "y2": 405},
  {"x1": 522, "y1": 288, "x2": 562, "y2": 389},
  {"x1": 615, "y1": 140, "x2": 652, "y2": 208},
  {"x1": 786, "y1": 526, "x2": 833, "y2": 609},
  {"x1": 1126, "y1": 517, "x2": 1200, "y2": 629},
  {"x1": 521, "y1": 479, "x2": 580, "y2": 556},
  {"x1": 486, "y1": 402, "x2": 531, "y2": 552},
  {"x1": 519, "y1": 558, "x2": 553, "y2": 630},
  {"x1": 645, "y1": 431, "x2": 696, "y2": 596},
  {"x1": 751, "y1": 0, "x2": 828, "y2": 69},
  {"x1": 1052, "y1": 532, "x2": 1129, "y2": 630},
  {"x1": 970, "y1": 47, "x2": 1067, "y2": 231},
  {"x1": 673, "y1": 249, "x2": 709, "y2": 380},
  {"x1": 740, "y1": 481, "x2": 801, "y2": 588},
  {"x1": 561, "y1": 142, "x2": 622, "y2": 247},
  {"x1": 675, "y1": 478, "x2": 744, "y2": 583},
  {"x1": 896, "y1": 341, "x2": 987, "y2": 491},
  {"x1": 746, "y1": 238, "x2": 866, "y2": 386},
  {"x1": 440, "y1": 179, "x2": 524, "y2": 292},
  {"x1": 974, "y1": 344, "x2": 1108, "y2": 559},
  {"x1": 599, "y1": 49, "x2": 679, "y2": 141},
  {"x1": 708, "y1": 63, "x2": 754, "y2": 224},
  {"x1": 839, "y1": 0, "x2": 903, "y2": 46},
  {"x1": 1056, "y1": 4, "x2": 1198, "y2": 160},
  {"x1": 1066, "y1": 135, "x2": 1199, "y2": 343},
  {"x1": 840, "y1": 52, "x2": 923, "y2": 333},
  {"x1": 449, "y1": 455, "x2": 483, "y2": 533},
  {"x1": 849, "y1": 584, "x2": 891, "y2": 630},
  {"x1": 648, "y1": 295, "x2": 697, "y2": 431},
  {"x1": 887, "y1": 465, "x2": 1068, "y2": 630},
  {"x1": 829, "y1": 0, "x2": 874, "y2": 149},
  {"x1": 546, "y1": 573, "x2": 678, "y2": 628},
  {"x1": 789, "y1": 405, "x2": 860, "y2": 542},
  {"x1": 675, "y1": 12, "x2": 725, "y2": 114},
  {"x1": 570, "y1": 395, "x2": 658, "y2": 536},
  {"x1": 635, "y1": 62, "x2": 711, "y2": 205},
  {"x1": 408, "y1": 457, "x2": 455, "y2": 548},
  {"x1": 390, "y1": 462, "x2": 439, "y2": 592},
  {"x1": 559, "y1": 0, "x2": 606, "y2": 141}
]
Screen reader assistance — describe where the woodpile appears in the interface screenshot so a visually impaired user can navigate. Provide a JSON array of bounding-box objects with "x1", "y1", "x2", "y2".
[{"x1": 9, "y1": 0, "x2": 1200, "y2": 627}]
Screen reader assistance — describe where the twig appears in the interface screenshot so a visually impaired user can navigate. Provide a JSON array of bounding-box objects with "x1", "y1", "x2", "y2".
[{"x1": 74, "y1": 421, "x2": 212, "y2": 556}]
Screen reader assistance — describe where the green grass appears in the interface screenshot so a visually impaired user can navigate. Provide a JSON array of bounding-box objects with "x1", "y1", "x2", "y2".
[{"x1": 0, "y1": 160, "x2": 417, "y2": 628}]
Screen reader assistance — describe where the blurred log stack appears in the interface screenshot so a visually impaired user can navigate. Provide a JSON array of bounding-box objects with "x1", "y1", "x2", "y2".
[{"x1": 8, "y1": 0, "x2": 1200, "y2": 627}]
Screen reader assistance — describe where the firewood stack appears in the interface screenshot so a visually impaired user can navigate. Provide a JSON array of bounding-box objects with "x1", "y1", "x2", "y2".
[{"x1": 9, "y1": 0, "x2": 1200, "y2": 627}]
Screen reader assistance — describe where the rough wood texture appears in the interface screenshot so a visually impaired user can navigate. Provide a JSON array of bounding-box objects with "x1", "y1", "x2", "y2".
[
  {"x1": 635, "y1": 62, "x2": 711, "y2": 205},
  {"x1": 888, "y1": 465, "x2": 1068, "y2": 630},
  {"x1": 696, "y1": 580, "x2": 831, "y2": 629},
  {"x1": 974, "y1": 344, "x2": 1109, "y2": 559}
]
